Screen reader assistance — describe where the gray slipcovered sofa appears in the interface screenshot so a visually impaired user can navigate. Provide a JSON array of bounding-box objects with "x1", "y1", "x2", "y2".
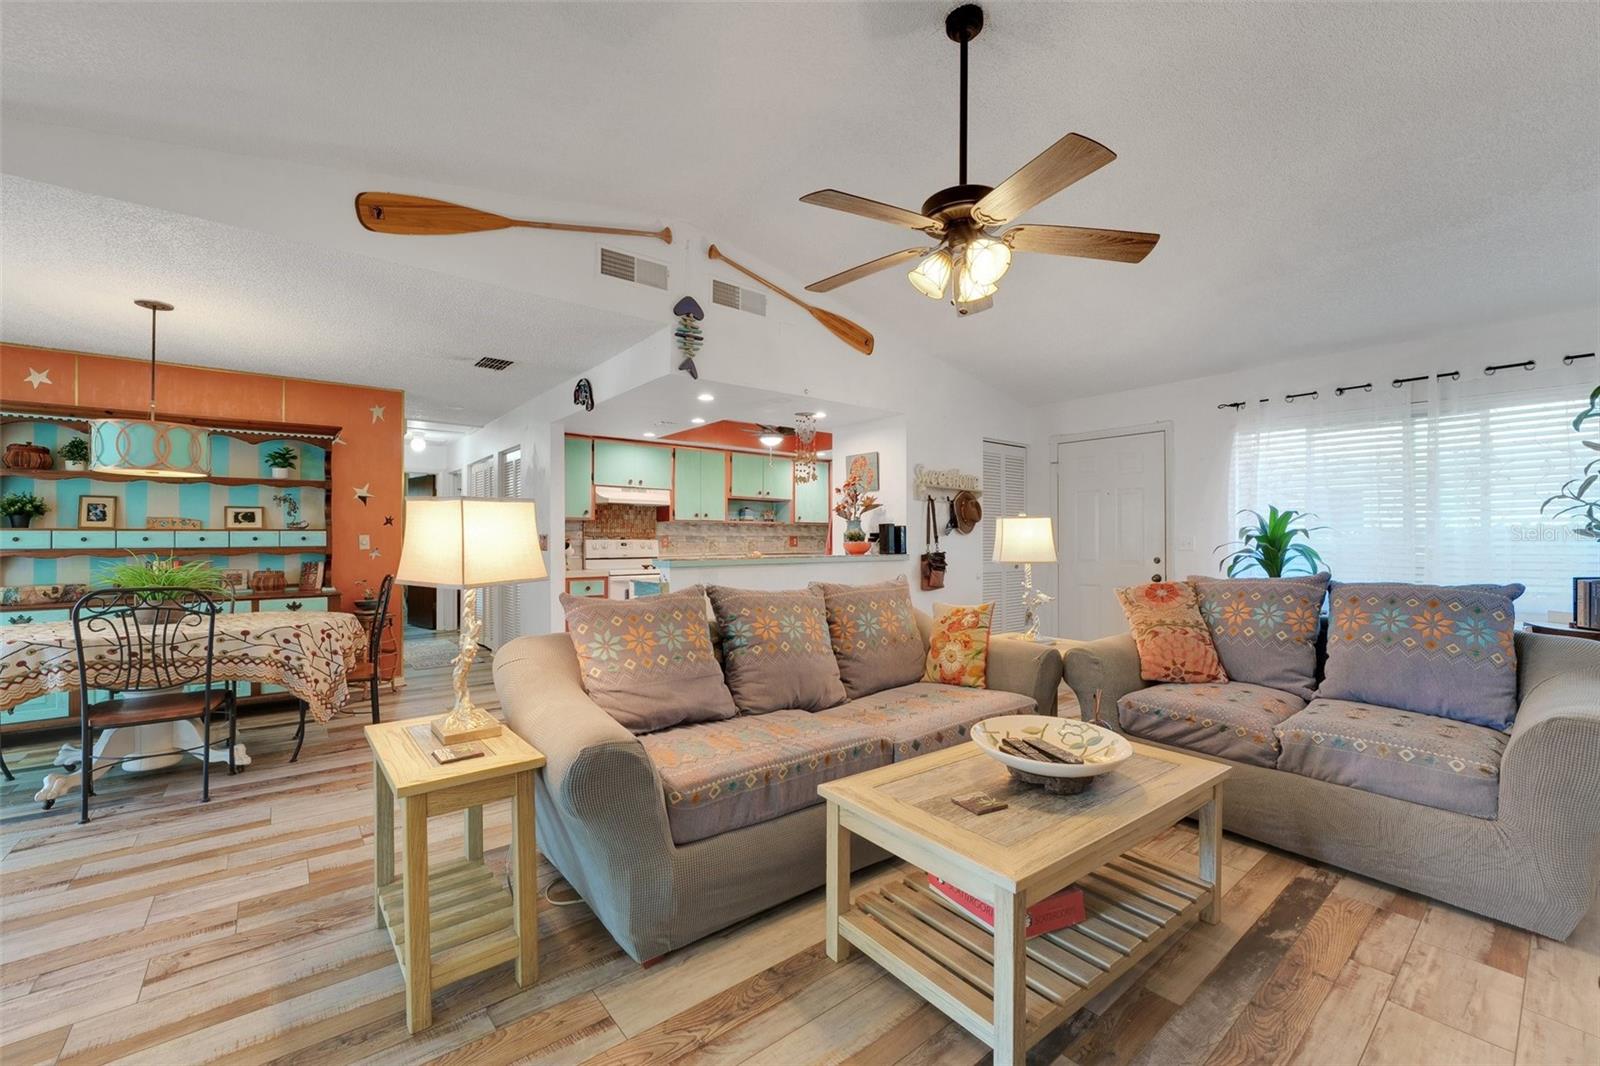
[
  {"x1": 1061, "y1": 629, "x2": 1600, "y2": 939},
  {"x1": 494, "y1": 613, "x2": 1062, "y2": 961}
]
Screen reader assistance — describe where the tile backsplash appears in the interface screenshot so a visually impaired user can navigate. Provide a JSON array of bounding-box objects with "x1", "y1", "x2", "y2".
[{"x1": 566, "y1": 504, "x2": 828, "y2": 562}]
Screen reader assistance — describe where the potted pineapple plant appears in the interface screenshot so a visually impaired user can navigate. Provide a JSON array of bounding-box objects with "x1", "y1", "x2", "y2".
[
  {"x1": 264, "y1": 445, "x2": 298, "y2": 480},
  {"x1": 58, "y1": 437, "x2": 90, "y2": 471}
]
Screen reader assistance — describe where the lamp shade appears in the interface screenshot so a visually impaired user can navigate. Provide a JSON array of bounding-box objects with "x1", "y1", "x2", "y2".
[
  {"x1": 90, "y1": 418, "x2": 210, "y2": 478},
  {"x1": 395, "y1": 497, "x2": 547, "y2": 588},
  {"x1": 993, "y1": 514, "x2": 1056, "y2": 564}
]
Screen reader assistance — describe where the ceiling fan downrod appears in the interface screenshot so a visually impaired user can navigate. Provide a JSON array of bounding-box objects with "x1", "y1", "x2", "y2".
[{"x1": 946, "y1": 4, "x2": 984, "y2": 186}]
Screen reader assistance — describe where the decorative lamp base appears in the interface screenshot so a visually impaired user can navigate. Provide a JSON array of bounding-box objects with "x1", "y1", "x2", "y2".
[
  {"x1": 430, "y1": 585, "x2": 503, "y2": 743},
  {"x1": 430, "y1": 707, "x2": 502, "y2": 744}
]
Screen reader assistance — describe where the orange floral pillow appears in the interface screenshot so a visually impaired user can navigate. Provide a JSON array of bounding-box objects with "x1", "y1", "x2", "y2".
[
  {"x1": 1115, "y1": 582, "x2": 1228, "y2": 684},
  {"x1": 923, "y1": 603, "x2": 994, "y2": 688}
]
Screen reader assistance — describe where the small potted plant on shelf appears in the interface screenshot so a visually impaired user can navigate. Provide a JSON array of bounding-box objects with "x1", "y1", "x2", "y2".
[
  {"x1": 1, "y1": 492, "x2": 48, "y2": 529},
  {"x1": 834, "y1": 473, "x2": 880, "y2": 555},
  {"x1": 352, "y1": 578, "x2": 379, "y2": 611},
  {"x1": 58, "y1": 437, "x2": 90, "y2": 471},
  {"x1": 264, "y1": 445, "x2": 298, "y2": 480}
]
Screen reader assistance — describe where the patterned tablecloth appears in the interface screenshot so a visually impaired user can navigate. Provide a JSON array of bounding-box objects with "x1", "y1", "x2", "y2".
[{"x1": 0, "y1": 611, "x2": 366, "y2": 722}]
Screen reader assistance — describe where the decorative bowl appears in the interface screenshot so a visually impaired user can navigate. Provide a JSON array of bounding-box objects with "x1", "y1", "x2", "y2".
[{"x1": 971, "y1": 715, "x2": 1133, "y2": 779}]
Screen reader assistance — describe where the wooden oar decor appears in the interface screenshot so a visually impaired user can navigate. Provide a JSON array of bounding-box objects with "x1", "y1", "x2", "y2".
[
  {"x1": 355, "y1": 192, "x2": 672, "y2": 243},
  {"x1": 707, "y1": 245, "x2": 874, "y2": 356}
]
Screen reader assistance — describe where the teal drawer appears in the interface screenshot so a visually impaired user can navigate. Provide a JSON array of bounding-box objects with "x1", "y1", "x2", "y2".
[
  {"x1": 52, "y1": 530, "x2": 117, "y2": 550},
  {"x1": 3, "y1": 608, "x2": 70, "y2": 625},
  {"x1": 1, "y1": 530, "x2": 51, "y2": 550},
  {"x1": 566, "y1": 579, "x2": 606, "y2": 597},
  {"x1": 279, "y1": 530, "x2": 327, "y2": 547},
  {"x1": 229, "y1": 531, "x2": 280, "y2": 548},
  {"x1": 117, "y1": 531, "x2": 176, "y2": 550},
  {"x1": 256, "y1": 596, "x2": 329, "y2": 612},
  {"x1": 175, "y1": 530, "x2": 230, "y2": 549}
]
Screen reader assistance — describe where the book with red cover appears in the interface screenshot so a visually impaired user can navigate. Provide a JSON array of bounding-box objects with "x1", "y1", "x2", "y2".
[{"x1": 926, "y1": 874, "x2": 1086, "y2": 937}]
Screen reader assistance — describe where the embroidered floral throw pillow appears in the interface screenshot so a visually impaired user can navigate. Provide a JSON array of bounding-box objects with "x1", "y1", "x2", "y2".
[
  {"x1": 705, "y1": 585, "x2": 846, "y2": 713},
  {"x1": 923, "y1": 603, "x2": 994, "y2": 688},
  {"x1": 812, "y1": 577, "x2": 925, "y2": 699},
  {"x1": 561, "y1": 587, "x2": 737, "y2": 734},
  {"x1": 1321, "y1": 581, "x2": 1519, "y2": 729},
  {"x1": 1115, "y1": 582, "x2": 1228, "y2": 684},
  {"x1": 1188, "y1": 573, "x2": 1329, "y2": 701}
]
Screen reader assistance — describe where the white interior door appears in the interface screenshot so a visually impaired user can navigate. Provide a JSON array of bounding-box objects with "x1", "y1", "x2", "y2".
[
  {"x1": 1055, "y1": 430, "x2": 1167, "y2": 639},
  {"x1": 981, "y1": 441, "x2": 1029, "y2": 632}
]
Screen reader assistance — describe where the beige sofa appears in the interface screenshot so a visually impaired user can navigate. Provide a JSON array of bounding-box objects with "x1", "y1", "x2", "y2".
[
  {"x1": 494, "y1": 613, "x2": 1062, "y2": 961},
  {"x1": 1061, "y1": 629, "x2": 1600, "y2": 939}
]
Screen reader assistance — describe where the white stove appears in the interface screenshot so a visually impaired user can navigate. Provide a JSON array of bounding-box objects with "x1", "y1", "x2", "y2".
[{"x1": 582, "y1": 538, "x2": 663, "y2": 599}]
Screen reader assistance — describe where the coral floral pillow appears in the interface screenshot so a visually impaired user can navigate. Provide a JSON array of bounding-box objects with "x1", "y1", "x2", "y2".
[
  {"x1": 1115, "y1": 582, "x2": 1228, "y2": 684},
  {"x1": 923, "y1": 603, "x2": 994, "y2": 688}
]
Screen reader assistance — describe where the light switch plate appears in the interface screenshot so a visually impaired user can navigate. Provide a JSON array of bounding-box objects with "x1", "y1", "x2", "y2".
[
  {"x1": 358, "y1": 534, "x2": 371, "y2": 550},
  {"x1": 1176, "y1": 536, "x2": 1195, "y2": 552}
]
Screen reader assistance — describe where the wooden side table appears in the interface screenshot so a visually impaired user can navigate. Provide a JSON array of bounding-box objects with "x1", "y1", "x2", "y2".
[{"x1": 365, "y1": 717, "x2": 546, "y2": 1033}]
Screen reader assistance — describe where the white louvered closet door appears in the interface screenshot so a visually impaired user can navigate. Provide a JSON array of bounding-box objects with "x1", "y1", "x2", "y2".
[
  {"x1": 465, "y1": 457, "x2": 494, "y2": 645},
  {"x1": 981, "y1": 441, "x2": 1029, "y2": 632},
  {"x1": 489, "y1": 448, "x2": 523, "y2": 650}
]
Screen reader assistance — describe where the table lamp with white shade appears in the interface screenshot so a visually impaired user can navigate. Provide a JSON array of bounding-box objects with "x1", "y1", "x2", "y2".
[
  {"x1": 993, "y1": 514, "x2": 1056, "y2": 641},
  {"x1": 395, "y1": 497, "x2": 547, "y2": 743}
]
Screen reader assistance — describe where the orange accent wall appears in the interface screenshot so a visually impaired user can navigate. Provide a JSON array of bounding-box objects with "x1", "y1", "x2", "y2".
[
  {"x1": 3, "y1": 342, "x2": 406, "y2": 672},
  {"x1": 661, "y1": 419, "x2": 833, "y2": 453}
]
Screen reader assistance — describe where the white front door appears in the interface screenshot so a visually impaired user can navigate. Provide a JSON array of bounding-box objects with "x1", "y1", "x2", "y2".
[{"x1": 1055, "y1": 430, "x2": 1167, "y2": 640}]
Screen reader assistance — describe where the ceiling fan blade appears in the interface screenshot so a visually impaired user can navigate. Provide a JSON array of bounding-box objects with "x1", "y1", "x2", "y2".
[
  {"x1": 354, "y1": 192, "x2": 672, "y2": 243},
  {"x1": 708, "y1": 245, "x2": 875, "y2": 356},
  {"x1": 799, "y1": 190, "x2": 944, "y2": 234},
  {"x1": 971, "y1": 134, "x2": 1117, "y2": 228},
  {"x1": 1006, "y1": 224, "x2": 1160, "y2": 264},
  {"x1": 806, "y1": 248, "x2": 928, "y2": 293}
]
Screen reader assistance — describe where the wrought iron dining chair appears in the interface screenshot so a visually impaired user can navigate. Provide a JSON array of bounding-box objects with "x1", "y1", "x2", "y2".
[
  {"x1": 70, "y1": 587, "x2": 234, "y2": 824},
  {"x1": 288, "y1": 573, "x2": 394, "y2": 762}
]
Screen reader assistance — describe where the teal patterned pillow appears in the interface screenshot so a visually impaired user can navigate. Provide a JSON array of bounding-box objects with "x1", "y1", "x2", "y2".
[
  {"x1": 1189, "y1": 574, "x2": 1329, "y2": 702},
  {"x1": 1321, "y1": 581, "x2": 1519, "y2": 729},
  {"x1": 706, "y1": 585, "x2": 846, "y2": 713}
]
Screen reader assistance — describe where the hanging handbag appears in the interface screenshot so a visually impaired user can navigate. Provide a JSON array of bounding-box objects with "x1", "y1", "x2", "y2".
[{"x1": 921, "y1": 496, "x2": 947, "y2": 591}]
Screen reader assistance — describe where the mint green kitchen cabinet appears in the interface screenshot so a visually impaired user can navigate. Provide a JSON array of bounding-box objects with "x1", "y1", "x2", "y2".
[
  {"x1": 729, "y1": 453, "x2": 793, "y2": 500},
  {"x1": 793, "y1": 460, "x2": 831, "y2": 523},
  {"x1": 674, "y1": 449, "x2": 702, "y2": 519},
  {"x1": 698, "y1": 450, "x2": 727, "y2": 519},
  {"x1": 593, "y1": 440, "x2": 672, "y2": 490},
  {"x1": 565, "y1": 437, "x2": 594, "y2": 518},
  {"x1": 674, "y1": 449, "x2": 730, "y2": 520},
  {"x1": 765, "y1": 457, "x2": 794, "y2": 503}
]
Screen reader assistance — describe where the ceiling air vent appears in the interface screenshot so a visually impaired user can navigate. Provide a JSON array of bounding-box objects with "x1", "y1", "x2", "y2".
[
  {"x1": 711, "y1": 279, "x2": 767, "y2": 316},
  {"x1": 599, "y1": 247, "x2": 669, "y2": 290},
  {"x1": 473, "y1": 357, "x2": 515, "y2": 371}
]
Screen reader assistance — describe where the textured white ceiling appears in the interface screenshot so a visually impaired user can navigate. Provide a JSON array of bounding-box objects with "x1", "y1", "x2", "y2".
[
  {"x1": 2, "y1": 2, "x2": 1597, "y2": 406},
  {"x1": 0, "y1": 177, "x2": 660, "y2": 424}
]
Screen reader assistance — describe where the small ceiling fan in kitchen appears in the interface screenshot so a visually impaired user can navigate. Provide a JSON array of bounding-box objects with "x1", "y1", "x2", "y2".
[{"x1": 799, "y1": 3, "x2": 1160, "y2": 315}]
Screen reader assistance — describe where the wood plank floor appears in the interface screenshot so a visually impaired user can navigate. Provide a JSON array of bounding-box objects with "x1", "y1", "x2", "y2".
[{"x1": 2, "y1": 660, "x2": 1596, "y2": 1065}]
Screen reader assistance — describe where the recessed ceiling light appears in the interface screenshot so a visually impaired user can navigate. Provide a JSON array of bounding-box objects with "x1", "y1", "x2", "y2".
[
  {"x1": 813, "y1": 411, "x2": 827, "y2": 420},
  {"x1": 409, "y1": 436, "x2": 427, "y2": 454},
  {"x1": 691, "y1": 417, "x2": 706, "y2": 424},
  {"x1": 697, "y1": 393, "x2": 715, "y2": 403},
  {"x1": 642, "y1": 431, "x2": 658, "y2": 438}
]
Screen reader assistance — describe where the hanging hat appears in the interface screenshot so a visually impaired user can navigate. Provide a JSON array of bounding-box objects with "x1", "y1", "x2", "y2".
[{"x1": 953, "y1": 490, "x2": 982, "y2": 535}]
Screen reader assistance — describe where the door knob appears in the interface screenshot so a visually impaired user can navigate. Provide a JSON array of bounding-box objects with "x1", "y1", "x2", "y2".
[
  {"x1": 1154, "y1": 556, "x2": 1162, "y2": 564},
  {"x1": 1152, "y1": 573, "x2": 1163, "y2": 581}
]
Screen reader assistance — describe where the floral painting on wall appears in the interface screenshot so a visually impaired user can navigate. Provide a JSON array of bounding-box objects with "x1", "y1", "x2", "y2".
[{"x1": 845, "y1": 452, "x2": 879, "y2": 492}]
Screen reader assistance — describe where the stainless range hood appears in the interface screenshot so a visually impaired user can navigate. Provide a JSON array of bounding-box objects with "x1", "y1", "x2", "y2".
[{"x1": 593, "y1": 484, "x2": 672, "y2": 507}]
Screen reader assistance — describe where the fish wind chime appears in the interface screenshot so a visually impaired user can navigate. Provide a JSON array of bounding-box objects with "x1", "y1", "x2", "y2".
[{"x1": 673, "y1": 296, "x2": 705, "y2": 378}]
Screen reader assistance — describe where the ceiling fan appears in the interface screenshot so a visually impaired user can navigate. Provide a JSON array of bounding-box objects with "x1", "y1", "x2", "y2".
[
  {"x1": 353, "y1": 192, "x2": 672, "y2": 243},
  {"x1": 800, "y1": 3, "x2": 1159, "y2": 315}
]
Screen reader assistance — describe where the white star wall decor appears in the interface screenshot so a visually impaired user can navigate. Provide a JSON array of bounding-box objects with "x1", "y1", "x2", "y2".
[
  {"x1": 25, "y1": 368, "x2": 52, "y2": 389},
  {"x1": 369, "y1": 405, "x2": 385, "y2": 424},
  {"x1": 353, "y1": 483, "x2": 372, "y2": 505}
]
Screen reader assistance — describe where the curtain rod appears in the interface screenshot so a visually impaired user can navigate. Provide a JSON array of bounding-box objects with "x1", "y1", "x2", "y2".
[{"x1": 1217, "y1": 353, "x2": 1595, "y2": 411}]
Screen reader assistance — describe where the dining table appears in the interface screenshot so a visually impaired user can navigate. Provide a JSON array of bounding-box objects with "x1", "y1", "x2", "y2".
[{"x1": 0, "y1": 610, "x2": 366, "y2": 806}]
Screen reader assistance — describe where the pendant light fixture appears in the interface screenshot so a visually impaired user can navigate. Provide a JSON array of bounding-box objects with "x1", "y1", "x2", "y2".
[{"x1": 90, "y1": 300, "x2": 210, "y2": 479}]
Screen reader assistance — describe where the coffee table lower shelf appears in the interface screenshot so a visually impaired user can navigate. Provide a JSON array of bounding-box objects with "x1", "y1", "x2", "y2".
[{"x1": 838, "y1": 852, "x2": 1212, "y2": 1048}]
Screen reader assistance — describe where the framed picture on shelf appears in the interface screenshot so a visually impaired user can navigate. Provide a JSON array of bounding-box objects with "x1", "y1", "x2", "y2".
[
  {"x1": 298, "y1": 560, "x2": 325, "y2": 592},
  {"x1": 223, "y1": 506, "x2": 264, "y2": 529},
  {"x1": 220, "y1": 569, "x2": 249, "y2": 591},
  {"x1": 78, "y1": 495, "x2": 118, "y2": 529}
]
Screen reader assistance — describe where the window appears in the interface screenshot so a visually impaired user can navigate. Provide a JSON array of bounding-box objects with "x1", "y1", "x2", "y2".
[
  {"x1": 981, "y1": 440, "x2": 1028, "y2": 632},
  {"x1": 1229, "y1": 370, "x2": 1598, "y2": 618}
]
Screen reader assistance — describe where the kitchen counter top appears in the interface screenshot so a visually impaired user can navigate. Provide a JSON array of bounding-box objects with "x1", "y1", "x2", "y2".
[{"x1": 656, "y1": 554, "x2": 909, "y2": 568}]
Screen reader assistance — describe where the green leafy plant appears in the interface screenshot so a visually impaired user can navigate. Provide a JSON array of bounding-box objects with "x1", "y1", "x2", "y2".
[
  {"x1": 844, "y1": 527, "x2": 867, "y2": 542},
  {"x1": 58, "y1": 437, "x2": 90, "y2": 463},
  {"x1": 263, "y1": 446, "x2": 298, "y2": 471},
  {"x1": 1541, "y1": 384, "x2": 1600, "y2": 541},
  {"x1": 1217, "y1": 506, "x2": 1328, "y2": 577},
  {"x1": 103, "y1": 553, "x2": 230, "y2": 601},
  {"x1": 1, "y1": 492, "x2": 48, "y2": 519}
]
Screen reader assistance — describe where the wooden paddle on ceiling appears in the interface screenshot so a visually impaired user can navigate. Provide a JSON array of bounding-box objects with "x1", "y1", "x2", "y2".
[
  {"x1": 354, "y1": 192, "x2": 672, "y2": 243},
  {"x1": 707, "y1": 245, "x2": 874, "y2": 356}
]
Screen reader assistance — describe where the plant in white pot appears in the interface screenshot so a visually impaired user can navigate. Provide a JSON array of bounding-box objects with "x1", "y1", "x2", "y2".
[
  {"x1": 58, "y1": 437, "x2": 90, "y2": 471},
  {"x1": 264, "y1": 445, "x2": 298, "y2": 480}
]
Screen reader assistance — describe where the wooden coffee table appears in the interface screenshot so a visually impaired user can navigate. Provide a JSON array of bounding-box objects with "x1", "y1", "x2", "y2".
[{"x1": 818, "y1": 739, "x2": 1230, "y2": 1066}]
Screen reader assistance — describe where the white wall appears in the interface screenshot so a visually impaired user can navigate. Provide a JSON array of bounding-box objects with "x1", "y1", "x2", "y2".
[
  {"x1": 826, "y1": 415, "x2": 907, "y2": 553},
  {"x1": 1030, "y1": 305, "x2": 1599, "y2": 635}
]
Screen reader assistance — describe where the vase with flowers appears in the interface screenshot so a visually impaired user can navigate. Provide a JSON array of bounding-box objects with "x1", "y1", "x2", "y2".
[{"x1": 834, "y1": 473, "x2": 880, "y2": 555}]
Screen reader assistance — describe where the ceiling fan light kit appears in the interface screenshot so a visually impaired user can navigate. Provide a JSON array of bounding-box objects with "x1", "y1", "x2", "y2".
[{"x1": 801, "y1": 3, "x2": 1160, "y2": 316}]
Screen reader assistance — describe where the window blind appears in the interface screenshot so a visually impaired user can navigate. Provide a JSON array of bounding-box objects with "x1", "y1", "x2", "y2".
[{"x1": 1229, "y1": 375, "x2": 1598, "y2": 619}]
